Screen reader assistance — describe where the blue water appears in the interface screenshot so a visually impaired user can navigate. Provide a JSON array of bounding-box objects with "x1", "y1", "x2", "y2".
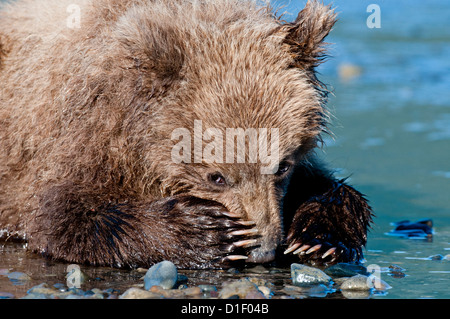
[{"x1": 273, "y1": 0, "x2": 450, "y2": 298}]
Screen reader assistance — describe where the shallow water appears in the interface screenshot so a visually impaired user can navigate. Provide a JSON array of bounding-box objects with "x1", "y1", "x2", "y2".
[
  {"x1": 298, "y1": 0, "x2": 450, "y2": 298},
  {"x1": 1, "y1": 0, "x2": 450, "y2": 299}
]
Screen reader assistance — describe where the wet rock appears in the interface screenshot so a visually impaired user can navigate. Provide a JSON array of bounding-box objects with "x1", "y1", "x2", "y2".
[
  {"x1": 227, "y1": 268, "x2": 240, "y2": 274},
  {"x1": 324, "y1": 263, "x2": 368, "y2": 278},
  {"x1": 388, "y1": 264, "x2": 405, "y2": 271},
  {"x1": 257, "y1": 286, "x2": 272, "y2": 298},
  {"x1": 198, "y1": 285, "x2": 217, "y2": 293},
  {"x1": 176, "y1": 274, "x2": 189, "y2": 286},
  {"x1": 198, "y1": 285, "x2": 219, "y2": 298},
  {"x1": 219, "y1": 278, "x2": 266, "y2": 299},
  {"x1": 53, "y1": 283, "x2": 67, "y2": 292},
  {"x1": 84, "y1": 288, "x2": 105, "y2": 299},
  {"x1": 340, "y1": 275, "x2": 371, "y2": 291},
  {"x1": 144, "y1": 261, "x2": 178, "y2": 290},
  {"x1": 7, "y1": 271, "x2": 32, "y2": 283},
  {"x1": 428, "y1": 254, "x2": 444, "y2": 260},
  {"x1": 135, "y1": 267, "x2": 148, "y2": 273},
  {"x1": 68, "y1": 287, "x2": 85, "y2": 295},
  {"x1": 307, "y1": 284, "x2": 335, "y2": 298},
  {"x1": 0, "y1": 269, "x2": 10, "y2": 276},
  {"x1": 386, "y1": 219, "x2": 433, "y2": 239},
  {"x1": 244, "y1": 265, "x2": 270, "y2": 274},
  {"x1": 150, "y1": 285, "x2": 185, "y2": 298},
  {"x1": 444, "y1": 254, "x2": 450, "y2": 261},
  {"x1": 119, "y1": 287, "x2": 163, "y2": 299},
  {"x1": 27, "y1": 283, "x2": 59, "y2": 295},
  {"x1": 279, "y1": 285, "x2": 307, "y2": 299},
  {"x1": 341, "y1": 289, "x2": 372, "y2": 299},
  {"x1": 388, "y1": 264, "x2": 406, "y2": 278},
  {"x1": 183, "y1": 287, "x2": 202, "y2": 297},
  {"x1": 291, "y1": 263, "x2": 332, "y2": 287},
  {"x1": 370, "y1": 277, "x2": 392, "y2": 291},
  {"x1": 245, "y1": 290, "x2": 266, "y2": 299}
]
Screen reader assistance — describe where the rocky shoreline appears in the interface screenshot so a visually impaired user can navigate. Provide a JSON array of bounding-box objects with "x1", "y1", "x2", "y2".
[{"x1": 0, "y1": 261, "x2": 399, "y2": 299}]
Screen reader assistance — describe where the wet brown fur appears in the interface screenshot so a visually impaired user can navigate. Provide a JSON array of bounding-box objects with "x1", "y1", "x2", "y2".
[{"x1": 0, "y1": 0, "x2": 372, "y2": 268}]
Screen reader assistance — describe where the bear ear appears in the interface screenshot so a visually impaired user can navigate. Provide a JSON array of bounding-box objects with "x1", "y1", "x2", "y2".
[
  {"x1": 115, "y1": 10, "x2": 185, "y2": 88},
  {"x1": 280, "y1": 0, "x2": 337, "y2": 70}
]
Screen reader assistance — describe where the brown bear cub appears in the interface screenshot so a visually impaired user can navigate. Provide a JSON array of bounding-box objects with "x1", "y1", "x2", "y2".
[{"x1": 0, "y1": 0, "x2": 373, "y2": 269}]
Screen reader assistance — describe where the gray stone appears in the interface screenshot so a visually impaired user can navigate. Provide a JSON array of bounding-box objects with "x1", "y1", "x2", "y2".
[
  {"x1": 291, "y1": 263, "x2": 332, "y2": 287},
  {"x1": 144, "y1": 261, "x2": 178, "y2": 290},
  {"x1": 307, "y1": 284, "x2": 335, "y2": 298},
  {"x1": 219, "y1": 278, "x2": 266, "y2": 299},
  {"x1": 340, "y1": 274, "x2": 371, "y2": 291},
  {"x1": 198, "y1": 285, "x2": 218, "y2": 292},
  {"x1": 119, "y1": 287, "x2": 164, "y2": 299},
  {"x1": 7, "y1": 271, "x2": 32, "y2": 282}
]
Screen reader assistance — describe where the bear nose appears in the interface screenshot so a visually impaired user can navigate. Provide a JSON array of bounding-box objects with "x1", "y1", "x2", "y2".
[{"x1": 246, "y1": 248, "x2": 276, "y2": 264}]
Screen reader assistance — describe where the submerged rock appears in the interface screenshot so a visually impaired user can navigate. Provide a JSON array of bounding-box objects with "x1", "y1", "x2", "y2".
[
  {"x1": 144, "y1": 261, "x2": 178, "y2": 290},
  {"x1": 7, "y1": 271, "x2": 32, "y2": 283},
  {"x1": 388, "y1": 264, "x2": 406, "y2": 278},
  {"x1": 219, "y1": 278, "x2": 266, "y2": 299},
  {"x1": 324, "y1": 263, "x2": 368, "y2": 278},
  {"x1": 291, "y1": 263, "x2": 332, "y2": 287},
  {"x1": 386, "y1": 219, "x2": 433, "y2": 239}
]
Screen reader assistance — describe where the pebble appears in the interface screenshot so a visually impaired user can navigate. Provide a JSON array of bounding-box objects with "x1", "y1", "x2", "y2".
[
  {"x1": 291, "y1": 263, "x2": 332, "y2": 287},
  {"x1": 340, "y1": 289, "x2": 372, "y2": 299},
  {"x1": 7, "y1": 271, "x2": 32, "y2": 283},
  {"x1": 219, "y1": 278, "x2": 266, "y2": 299},
  {"x1": 307, "y1": 284, "x2": 335, "y2": 298},
  {"x1": 324, "y1": 263, "x2": 368, "y2": 278},
  {"x1": 428, "y1": 254, "x2": 444, "y2": 260},
  {"x1": 243, "y1": 265, "x2": 270, "y2": 274},
  {"x1": 27, "y1": 283, "x2": 60, "y2": 296},
  {"x1": 370, "y1": 277, "x2": 392, "y2": 291},
  {"x1": 182, "y1": 287, "x2": 203, "y2": 297},
  {"x1": 340, "y1": 275, "x2": 372, "y2": 291},
  {"x1": 0, "y1": 269, "x2": 10, "y2": 276},
  {"x1": 119, "y1": 287, "x2": 163, "y2": 299},
  {"x1": 198, "y1": 285, "x2": 217, "y2": 293},
  {"x1": 257, "y1": 286, "x2": 272, "y2": 298},
  {"x1": 388, "y1": 264, "x2": 406, "y2": 278},
  {"x1": 144, "y1": 261, "x2": 178, "y2": 290}
]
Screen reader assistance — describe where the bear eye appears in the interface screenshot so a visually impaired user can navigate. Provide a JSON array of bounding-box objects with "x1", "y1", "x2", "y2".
[
  {"x1": 275, "y1": 161, "x2": 292, "y2": 176},
  {"x1": 209, "y1": 173, "x2": 227, "y2": 186}
]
